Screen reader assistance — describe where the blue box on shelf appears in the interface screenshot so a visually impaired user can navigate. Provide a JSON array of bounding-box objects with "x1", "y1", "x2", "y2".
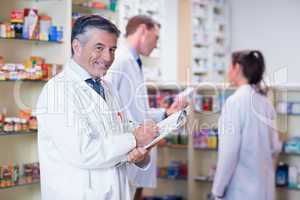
[
  {"x1": 284, "y1": 137, "x2": 300, "y2": 154},
  {"x1": 49, "y1": 26, "x2": 58, "y2": 42},
  {"x1": 291, "y1": 102, "x2": 300, "y2": 115}
]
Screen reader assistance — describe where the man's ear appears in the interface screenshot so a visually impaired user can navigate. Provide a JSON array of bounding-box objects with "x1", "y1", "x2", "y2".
[{"x1": 72, "y1": 39, "x2": 82, "y2": 56}]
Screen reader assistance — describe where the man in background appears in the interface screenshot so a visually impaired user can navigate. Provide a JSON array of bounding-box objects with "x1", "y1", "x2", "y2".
[{"x1": 106, "y1": 15, "x2": 179, "y2": 200}]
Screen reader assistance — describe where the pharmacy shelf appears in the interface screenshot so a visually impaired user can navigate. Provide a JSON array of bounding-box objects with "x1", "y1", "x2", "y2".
[
  {"x1": 72, "y1": 4, "x2": 114, "y2": 13},
  {"x1": 281, "y1": 152, "x2": 300, "y2": 157},
  {"x1": 279, "y1": 186, "x2": 300, "y2": 191},
  {"x1": 0, "y1": 131, "x2": 37, "y2": 136},
  {"x1": 194, "y1": 176, "x2": 213, "y2": 183},
  {"x1": 0, "y1": 179, "x2": 39, "y2": 190},
  {"x1": 277, "y1": 113, "x2": 300, "y2": 117},
  {"x1": 192, "y1": 70, "x2": 208, "y2": 76},
  {"x1": 25, "y1": 0, "x2": 63, "y2": 2},
  {"x1": 193, "y1": 43, "x2": 209, "y2": 48},
  {"x1": 159, "y1": 144, "x2": 188, "y2": 149},
  {"x1": 194, "y1": 148, "x2": 217, "y2": 151},
  {"x1": 194, "y1": 176, "x2": 300, "y2": 192},
  {"x1": 0, "y1": 1, "x2": 70, "y2": 199},
  {"x1": 271, "y1": 84, "x2": 300, "y2": 92},
  {"x1": 0, "y1": 79, "x2": 48, "y2": 82},
  {"x1": 146, "y1": 82, "x2": 186, "y2": 91},
  {"x1": 158, "y1": 176, "x2": 187, "y2": 181},
  {"x1": 193, "y1": 111, "x2": 221, "y2": 115},
  {"x1": 0, "y1": 37, "x2": 63, "y2": 44}
]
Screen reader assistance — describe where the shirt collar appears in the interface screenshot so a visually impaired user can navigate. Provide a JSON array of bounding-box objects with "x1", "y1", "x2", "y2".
[
  {"x1": 69, "y1": 59, "x2": 92, "y2": 82},
  {"x1": 128, "y1": 45, "x2": 140, "y2": 61}
]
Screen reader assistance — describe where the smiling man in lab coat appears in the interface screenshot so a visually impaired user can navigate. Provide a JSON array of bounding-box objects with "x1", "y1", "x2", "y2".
[
  {"x1": 105, "y1": 15, "x2": 177, "y2": 200},
  {"x1": 36, "y1": 15, "x2": 159, "y2": 200}
]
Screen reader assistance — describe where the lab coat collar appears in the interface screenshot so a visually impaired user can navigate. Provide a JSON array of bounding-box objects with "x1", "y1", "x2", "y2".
[
  {"x1": 121, "y1": 43, "x2": 140, "y2": 63},
  {"x1": 64, "y1": 59, "x2": 112, "y2": 117},
  {"x1": 128, "y1": 45, "x2": 140, "y2": 61},
  {"x1": 237, "y1": 84, "x2": 252, "y2": 92},
  {"x1": 68, "y1": 58, "x2": 93, "y2": 82},
  {"x1": 119, "y1": 44, "x2": 143, "y2": 75}
]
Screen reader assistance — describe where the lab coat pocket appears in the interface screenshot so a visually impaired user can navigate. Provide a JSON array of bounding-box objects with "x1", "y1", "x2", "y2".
[{"x1": 83, "y1": 186, "x2": 113, "y2": 200}]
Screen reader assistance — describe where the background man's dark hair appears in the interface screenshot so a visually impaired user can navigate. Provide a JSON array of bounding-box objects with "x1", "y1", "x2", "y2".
[
  {"x1": 125, "y1": 15, "x2": 160, "y2": 37},
  {"x1": 71, "y1": 15, "x2": 120, "y2": 55}
]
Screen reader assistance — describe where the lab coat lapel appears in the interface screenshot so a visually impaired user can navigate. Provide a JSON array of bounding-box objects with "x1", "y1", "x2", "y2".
[
  {"x1": 119, "y1": 45, "x2": 143, "y2": 76},
  {"x1": 66, "y1": 63, "x2": 120, "y2": 137},
  {"x1": 120, "y1": 46, "x2": 150, "y2": 116},
  {"x1": 102, "y1": 81, "x2": 125, "y2": 135},
  {"x1": 81, "y1": 82, "x2": 125, "y2": 137}
]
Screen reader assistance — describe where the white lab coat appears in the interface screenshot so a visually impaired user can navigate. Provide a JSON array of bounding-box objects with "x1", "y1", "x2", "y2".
[
  {"x1": 105, "y1": 45, "x2": 165, "y2": 188},
  {"x1": 212, "y1": 85, "x2": 282, "y2": 200},
  {"x1": 37, "y1": 59, "x2": 142, "y2": 200}
]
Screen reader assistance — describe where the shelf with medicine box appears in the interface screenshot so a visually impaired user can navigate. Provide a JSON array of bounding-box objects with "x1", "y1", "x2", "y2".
[
  {"x1": 157, "y1": 130, "x2": 188, "y2": 149},
  {"x1": 73, "y1": 0, "x2": 117, "y2": 11},
  {"x1": 158, "y1": 144, "x2": 188, "y2": 150},
  {"x1": 0, "y1": 56, "x2": 63, "y2": 81},
  {"x1": 194, "y1": 175, "x2": 213, "y2": 183},
  {"x1": 194, "y1": 175, "x2": 300, "y2": 192},
  {"x1": 0, "y1": 8, "x2": 64, "y2": 43},
  {"x1": 72, "y1": 3, "x2": 115, "y2": 12},
  {"x1": 0, "y1": 110, "x2": 37, "y2": 133},
  {"x1": 0, "y1": 1, "x2": 70, "y2": 199},
  {"x1": 144, "y1": 85, "x2": 188, "y2": 198},
  {"x1": 144, "y1": 195, "x2": 185, "y2": 200},
  {"x1": 146, "y1": 82, "x2": 187, "y2": 91},
  {"x1": 0, "y1": 37, "x2": 63, "y2": 44},
  {"x1": 193, "y1": 129, "x2": 218, "y2": 150},
  {"x1": 190, "y1": 0, "x2": 230, "y2": 83},
  {"x1": 274, "y1": 82, "x2": 300, "y2": 200},
  {"x1": 276, "y1": 101, "x2": 300, "y2": 116},
  {"x1": 72, "y1": 1, "x2": 117, "y2": 23},
  {"x1": 145, "y1": 154, "x2": 188, "y2": 198},
  {"x1": 0, "y1": 80, "x2": 48, "y2": 83},
  {"x1": 280, "y1": 137, "x2": 300, "y2": 156},
  {"x1": 272, "y1": 85, "x2": 300, "y2": 200},
  {"x1": 19, "y1": 0, "x2": 63, "y2": 2},
  {"x1": 147, "y1": 88, "x2": 180, "y2": 109},
  {"x1": 0, "y1": 179, "x2": 39, "y2": 190},
  {"x1": 187, "y1": 86, "x2": 233, "y2": 200},
  {"x1": 157, "y1": 162, "x2": 188, "y2": 181},
  {"x1": 158, "y1": 176, "x2": 187, "y2": 181},
  {"x1": 0, "y1": 162, "x2": 40, "y2": 190},
  {"x1": 194, "y1": 147, "x2": 217, "y2": 152},
  {"x1": 0, "y1": 131, "x2": 36, "y2": 136}
]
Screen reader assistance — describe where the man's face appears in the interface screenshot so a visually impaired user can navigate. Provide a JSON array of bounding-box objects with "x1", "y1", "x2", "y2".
[
  {"x1": 139, "y1": 25, "x2": 159, "y2": 56},
  {"x1": 73, "y1": 28, "x2": 118, "y2": 78}
]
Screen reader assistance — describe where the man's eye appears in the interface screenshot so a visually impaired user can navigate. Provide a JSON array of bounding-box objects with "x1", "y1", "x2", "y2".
[
  {"x1": 110, "y1": 48, "x2": 116, "y2": 54},
  {"x1": 96, "y1": 46, "x2": 104, "y2": 51}
]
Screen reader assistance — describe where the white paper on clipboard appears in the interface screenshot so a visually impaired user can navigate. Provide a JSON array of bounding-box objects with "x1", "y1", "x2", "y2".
[{"x1": 144, "y1": 109, "x2": 188, "y2": 149}]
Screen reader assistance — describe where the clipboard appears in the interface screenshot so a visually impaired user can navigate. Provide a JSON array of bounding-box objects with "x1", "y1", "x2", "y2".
[{"x1": 144, "y1": 109, "x2": 188, "y2": 149}]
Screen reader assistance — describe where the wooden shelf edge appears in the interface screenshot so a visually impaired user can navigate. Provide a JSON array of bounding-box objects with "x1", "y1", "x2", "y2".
[
  {"x1": 0, "y1": 131, "x2": 37, "y2": 136},
  {"x1": 0, "y1": 37, "x2": 63, "y2": 44},
  {"x1": 0, "y1": 179, "x2": 39, "y2": 190}
]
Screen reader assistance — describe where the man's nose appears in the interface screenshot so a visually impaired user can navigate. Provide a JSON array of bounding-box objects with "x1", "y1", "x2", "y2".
[{"x1": 102, "y1": 49, "x2": 112, "y2": 62}]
